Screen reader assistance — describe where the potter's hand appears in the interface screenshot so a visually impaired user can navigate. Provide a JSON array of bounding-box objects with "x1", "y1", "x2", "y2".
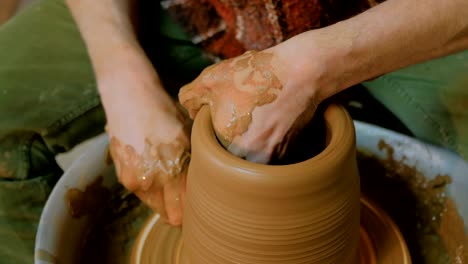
[
  {"x1": 179, "y1": 49, "x2": 320, "y2": 164},
  {"x1": 65, "y1": 0, "x2": 189, "y2": 225},
  {"x1": 102, "y1": 66, "x2": 190, "y2": 226}
]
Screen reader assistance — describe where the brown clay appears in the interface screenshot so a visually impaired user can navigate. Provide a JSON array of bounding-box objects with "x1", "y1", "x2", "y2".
[
  {"x1": 180, "y1": 104, "x2": 361, "y2": 263},
  {"x1": 131, "y1": 215, "x2": 183, "y2": 264},
  {"x1": 439, "y1": 199, "x2": 468, "y2": 263},
  {"x1": 132, "y1": 196, "x2": 411, "y2": 264},
  {"x1": 109, "y1": 136, "x2": 190, "y2": 192},
  {"x1": 131, "y1": 104, "x2": 411, "y2": 264},
  {"x1": 65, "y1": 176, "x2": 111, "y2": 218},
  {"x1": 360, "y1": 195, "x2": 411, "y2": 263},
  {"x1": 358, "y1": 147, "x2": 464, "y2": 263},
  {"x1": 108, "y1": 135, "x2": 190, "y2": 221}
]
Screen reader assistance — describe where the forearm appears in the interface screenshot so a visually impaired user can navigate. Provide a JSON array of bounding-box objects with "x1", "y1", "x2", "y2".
[
  {"x1": 65, "y1": 0, "x2": 140, "y2": 67},
  {"x1": 339, "y1": 0, "x2": 468, "y2": 87},
  {"x1": 282, "y1": 0, "x2": 468, "y2": 100},
  {"x1": 65, "y1": 0, "x2": 167, "y2": 114}
]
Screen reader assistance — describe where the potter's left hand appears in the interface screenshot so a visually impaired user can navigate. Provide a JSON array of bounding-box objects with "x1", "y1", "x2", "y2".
[
  {"x1": 179, "y1": 47, "x2": 321, "y2": 164},
  {"x1": 66, "y1": 0, "x2": 192, "y2": 225},
  {"x1": 101, "y1": 61, "x2": 191, "y2": 226}
]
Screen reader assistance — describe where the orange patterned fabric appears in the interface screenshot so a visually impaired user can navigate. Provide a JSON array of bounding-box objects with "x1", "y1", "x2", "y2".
[{"x1": 162, "y1": 0, "x2": 383, "y2": 59}]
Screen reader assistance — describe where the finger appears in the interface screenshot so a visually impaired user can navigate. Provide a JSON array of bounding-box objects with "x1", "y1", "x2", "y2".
[
  {"x1": 179, "y1": 175, "x2": 187, "y2": 212},
  {"x1": 162, "y1": 173, "x2": 187, "y2": 226},
  {"x1": 227, "y1": 120, "x2": 274, "y2": 164},
  {"x1": 109, "y1": 137, "x2": 141, "y2": 192},
  {"x1": 246, "y1": 151, "x2": 270, "y2": 164},
  {"x1": 178, "y1": 68, "x2": 215, "y2": 118},
  {"x1": 228, "y1": 142, "x2": 270, "y2": 164},
  {"x1": 114, "y1": 160, "x2": 140, "y2": 192},
  {"x1": 227, "y1": 142, "x2": 249, "y2": 159},
  {"x1": 136, "y1": 188, "x2": 167, "y2": 221},
  {"x1": 178, "y1": 83, "x2": 207, "y2": 118}
]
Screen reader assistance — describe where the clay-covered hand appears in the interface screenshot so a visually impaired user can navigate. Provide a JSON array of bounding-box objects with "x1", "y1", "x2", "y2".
[
  {"x1": 179, "y1": 49, "x2": 319, "y2": 164},
  {"x1": 65, "y1": 0, "x2": 190, "y2": 225},
  {"x1": 101, "y1": 65, "x2": 190, "y2": 226}
]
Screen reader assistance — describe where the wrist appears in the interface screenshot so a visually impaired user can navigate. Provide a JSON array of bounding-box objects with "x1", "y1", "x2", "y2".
[
  {"x1": 66, "y1": 0, "x2": 139, "y2": 67},
  {"x1": 96, "y1": 50, "x2": 172, "y2": 114},
  {"x1": 93, "y1": 42, "x2": 150, "y2": 81},
  {"x1": 274, "y1": 25, "x2": 365, "y2": 102}
]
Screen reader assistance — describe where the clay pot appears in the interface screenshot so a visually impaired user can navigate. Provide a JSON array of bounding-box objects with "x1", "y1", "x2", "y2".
[{"x1": 181, "y1": 104, "x2": 361, "y2": 263}]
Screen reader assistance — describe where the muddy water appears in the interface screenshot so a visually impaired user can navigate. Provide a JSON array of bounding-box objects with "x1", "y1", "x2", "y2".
[
  {"x1": 358, "y1": 141, "x2": 467, "y2": 264},
  {"x1": 66, "y1": 178, "x2": 152, "y2": 264},
  {"x1": 71, "y1": 151, "x2": 465, "y2": 264}
]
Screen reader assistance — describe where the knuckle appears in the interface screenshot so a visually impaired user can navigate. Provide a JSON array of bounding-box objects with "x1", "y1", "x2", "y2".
[{"x1": 120, "y1": 175, "x2": 138, "y2": 192}]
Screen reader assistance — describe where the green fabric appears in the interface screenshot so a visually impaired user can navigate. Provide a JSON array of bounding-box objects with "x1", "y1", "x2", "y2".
[
  {"x1": 363, "y1": 51, "x2": 468, "y2": 159},
  {"x1": 0, "y1": 0, "x2": 99, "y2": 263},
  {"x1": 0, "y1": 0, "x2": 211, "y2": 263},
  {"x1": 0, "y1": 132, "x2": 62, "y2": 264},
  {"x1": 0, "y1": 0, "x2": 103, "y2": 155},
  {"x1": 139, "y1": 3, "x2": 213, "y2": 97}
]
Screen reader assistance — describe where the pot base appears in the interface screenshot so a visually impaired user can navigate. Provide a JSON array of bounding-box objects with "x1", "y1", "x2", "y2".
[{"x1": 131, "y1": 196, "x2": 411, "y2": 264}]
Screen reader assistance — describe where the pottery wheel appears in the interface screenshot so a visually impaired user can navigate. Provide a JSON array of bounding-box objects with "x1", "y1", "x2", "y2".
[{"x1": 132, "y1": 196, "x2": 411, "y2": 264}]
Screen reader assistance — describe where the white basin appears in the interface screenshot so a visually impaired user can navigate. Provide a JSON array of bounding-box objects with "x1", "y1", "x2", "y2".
[{"x1": 35, "y1": 121, "x2": 468, "y2": 263}]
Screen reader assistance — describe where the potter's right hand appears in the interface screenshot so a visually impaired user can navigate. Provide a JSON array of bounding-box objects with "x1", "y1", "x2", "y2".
[{"x1": 179, "y1": 48, "x2": 321, "y2": 164}]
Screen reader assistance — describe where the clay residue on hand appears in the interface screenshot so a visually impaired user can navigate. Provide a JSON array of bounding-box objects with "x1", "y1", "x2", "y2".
[
  {"x1": 179, "y1": 50, "x2": 283, "y2": 147},
  {"x1": 109, "y1": 136, "x2": 190, "y2": 192}
]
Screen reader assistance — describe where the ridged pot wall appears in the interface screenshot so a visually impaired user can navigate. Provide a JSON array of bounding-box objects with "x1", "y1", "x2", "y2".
[{"x1": 182, "y1": 104, "x2": 361, "y2": 264}]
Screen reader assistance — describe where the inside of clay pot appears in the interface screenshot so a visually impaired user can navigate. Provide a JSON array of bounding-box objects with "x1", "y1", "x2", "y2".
[
  {"x1": 178, "y1": 104, "x2": 361, "y2": 264},
  {"x1": 270, "y1": 105, "x2": 328, "y2": 165},
  {"x1": 214, "y1": 104, "x2": 330, "y2": 166}
]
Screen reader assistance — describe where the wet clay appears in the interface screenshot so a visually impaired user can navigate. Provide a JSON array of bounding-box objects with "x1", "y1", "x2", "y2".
[
  {"x1": 180, "y1": 104, "x2": 361, "y2": 263},
  {"x1": 66, "y1": 176, "x2": 111, "y2": 218},
  {"x1": 130, "y1": 215, "x2": 184, "y2": 264},
  {"x1": 179, "y1": 50, "x2": 283, "y2": 148},
  {"x1": 35, "y1": 249, "x2": 59, "y2": 263},
  {"x1": 358, "y1": 144, "x2": 467, "y2": 264},
  {"x1": 66, "y1": 176, "x2": 152, "y2": 264},
  {"x1": 83, "y1": 142, "x2": 466, "y2": 264},
  {"x1": 132, "y1": 195, "x2": 411, "y2": 264},
  {"x1": 440, "y1": 199, "x2": 468, "y2": 264},
  {"x1": 360, "y1": 195, "x2": 411, "y2": 263},
  {"x1": 109, "y1": 136, "x2": 190, "y2": 192}
]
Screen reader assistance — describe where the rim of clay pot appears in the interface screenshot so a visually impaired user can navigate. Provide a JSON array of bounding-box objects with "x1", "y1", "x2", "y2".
[
  {"x1": 361, "y1": 195, "x2": 412, "y2": 264},
  {"x1": 192, "y1": 104, "x2": 356, "y2": 189}
]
